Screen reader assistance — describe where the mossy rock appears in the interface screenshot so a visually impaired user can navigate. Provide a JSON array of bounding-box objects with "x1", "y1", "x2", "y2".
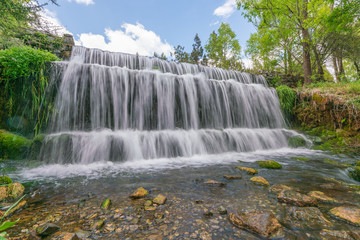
[
  {"x1": 29, "y1": 134, "x2": 46, "y2": 159},
  {"x1": 101, "y1": 198, "x2": 111, "y2": 210},
  {"x1": 257, "y1": 160, "x2": 282, "y2": 169},
  {"x1": 236, "y1": 166, "x2": 258, "y2": 175},
  {"x1": 6, "y1": 182, "x2": 25, "y2": 199},
  {"x1": 291, "y1": 157, "x2": 309, "y2": 162},
  {"x1": 0, "y1": 130, "x2": 31, "y2": 159},
  {"x1": 349, "y1": 166, "x2": 360, "y2": 182},
  {"x1": 288, "y1": 136, "x2": 307, "y2": 148},
  {"x1": 0, "y1": 176, "x2": 12, "y2": 185}
]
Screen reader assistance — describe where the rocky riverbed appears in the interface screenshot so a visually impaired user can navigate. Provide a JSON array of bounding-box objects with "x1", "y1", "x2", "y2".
[{"x1": 1, "y1": 150, "x2": 360, "y2": 239}]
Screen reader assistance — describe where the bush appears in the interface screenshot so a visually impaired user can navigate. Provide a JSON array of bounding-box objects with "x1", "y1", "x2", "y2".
[
  {"x1": 276, "y1": 85, "x2": 296, "y2": 118},
  {"x1": 0, "y1": 46, "x2": 59, "y2": 134}
]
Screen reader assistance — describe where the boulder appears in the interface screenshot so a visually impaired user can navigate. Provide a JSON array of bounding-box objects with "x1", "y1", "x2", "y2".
[
  {"x1": 236, "y1": 166, "x2": 258, "y2": 175},
  {"x1": 229, "y1": 210, "x2": 283, "y2": 238},
  {"x1": 250, "y1": 176, "x2": 270, "y2": 186},
  {"x1": 277, "y1": 190, "x2": 317, "y2": 207},
  {"x1": 288, "y1": 136, "x2": 307, "y2": 148},
  {"x1": 36, "y1": 223, "x2": 60, "y2": 237},
  {"x1": 153, "y1": 194, "x2": 167, "y2": 205},
  {"x1": 307, "y1": 191, "x2": 338, "y2": 204},
  {"x1": 257, "y1": 160, "x2": 282, "y2": 169},
  {"x1": 329, "y1": 206, "x2": 360, "y2": 226},
  {"x1": 130, "y1": 187, "x2": 149, "y2": 199}
]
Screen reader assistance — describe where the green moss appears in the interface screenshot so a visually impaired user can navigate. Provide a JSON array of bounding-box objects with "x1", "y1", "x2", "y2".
[
  {"x1": 257, "y1": 160, "x2": 282, "y2": 169},
  {"x1": 29, "y1": 134, "x2": 46, "y2": 159},
  {"x1": 323, "y1": 159, "x2": 351, "y2": 168},
  {"x1": 291, "y1": 157, "x2": 309, "y2": 161},
  {"x1": 288, "y1": 136, "x2": 307, "y2": 148},
  {"x1": 0, "y1": 130, "x2": 31, "y2": 159},
  {"x1": 276, "y1": 85, "x2": 296, "y2": 118},
  {"x1": 101, "y1": 198, "x2": 111, "y2": 210},
  {"x1": 0, "y1": 176, "x2": 12, "y2": 185},
  {"x1": 311, "y1": 93, "x2": 323, "y2": 103},
  {"x1": 349, "y1": 166, "x2": 360, "y2": 182}
]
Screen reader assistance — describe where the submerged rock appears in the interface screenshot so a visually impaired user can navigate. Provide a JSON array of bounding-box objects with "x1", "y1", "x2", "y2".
[
  {"x1": 285, "y1": 207, "x2": 332, "y2": 229},
  {"x1": 229, "y1": 210, "x2": 283, "y2": 238},
  {"x1": 257, "y1": 160, "x2": 282, "y2": 169},
  {"x1": 153, "y1": 194, "x2": 167, "y2": 205},
  {"x1": 236, "y1": 166, "x2": 258, "y2": 175},
  {"x1": 250, "y1": 176, "x2": 269, "y2": 186},
  {"x1": 36, "y1": 223, "x2": 60, "y2": 237},
  {"x1": 307, "y1": 191, "x2": 338, "y2": 204},
  {"x1": 269, "y1": 184, "x2": 294, "y2": 194},
  {"x1": 130, "y1": 187, "x2": 149, "y2": 199},
  {"x1": 101, "y1": 198, "x2": 112, "y2": 210},
  {"x1": 320, "y1": 229, "x2": 358, "y2": 240},
  {"x1": 203, "y1": 180, "x2": 226, "y2": 187},
  {"x1": 223, "y1": 175, "x2": 242, "y2": 180},
  {"x1": 329, "y1": 206, "x2": 360, "y2": 226},
  {"x1": 218, "y1": 206, "x2": 227, "y2": 215},
  {"x1": 3, "y1": 199, "x2": 26, "y2": 217},
  {"x1": 288, "y1": 136, "x2": 307, "y2": 148},
  {"x1": 277, "y1": 190, "x2": 317, "y2": 207},
  {"x1": 91, "y1": 220, "x2": 104, "y2": 230},
  {"x1": 291, "y1": 157, "x2": 309, "y2": 161},
  {"x1": 52, "y1": 232, "x2": 79, "y2": 240}
]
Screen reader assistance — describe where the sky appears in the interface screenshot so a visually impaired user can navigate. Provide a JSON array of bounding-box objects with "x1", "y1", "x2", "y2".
[{"x1": 42, "y1": 0, "x2": 255, "y2": 60}]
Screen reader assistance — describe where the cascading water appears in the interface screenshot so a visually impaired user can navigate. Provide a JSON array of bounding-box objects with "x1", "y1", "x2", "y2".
[{"x1": 40, "y1": 46, "x2": 306, "y2": 164}]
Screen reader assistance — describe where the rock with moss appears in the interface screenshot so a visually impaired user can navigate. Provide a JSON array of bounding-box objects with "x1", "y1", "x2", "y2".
[
  {"x1": 0, "y1": 176, "x2": 12, "y2": 185},
  {"x1": 307, "y1": 191, "x2": 338, "y2": 204},
  {"x1": 236, "y1": 166, "x2": 258, "y2": 175},
  {"x1": 291, "y1": 157, "x2": 309, "y2": 162},
  {"x1": 130, "y1": 187, "x2": 149, "y2": 199},
  {"x1": 0, "y1": 130, "x2": 31, "y2": 159},
  {"x1": 90, "y1": 220, "x2": 104, "y2": 230},
  {"x1": 0, "y1": 186, "x2": 7, "y2": 201},
  {"x1": 101, "y1": 198, "x2": 111, "y2": 210},
  {"x1": 269, "y1": 184, "x2": 294, "y2": 194},
  {"x1": 6, "y1": 182, "x2": 25, "y2": 199},
  {"x1": 277, "y1": 190, "x2": 318, "y2": 207},
  {"x1": 329, "y1": 206, "x2": 360, "y2": 226},
  {"x1": 153, "y1": 194, "x2": 167, "y2": 205},
  {"x1": 257, "y1": 160, "x2": 282, "y2": 169},
  {"x1": 250, "y1": 176, "x2": 270, "y2": 186},
  {"x1": 36, "y1": 223, "x2": 60, "y2": 237},
  {"x1": 288, "y1": 136, "x2": 307, "y2": 148},
  {"x1": 29, "y1": 134, "x2": 46, "y2": 159}
]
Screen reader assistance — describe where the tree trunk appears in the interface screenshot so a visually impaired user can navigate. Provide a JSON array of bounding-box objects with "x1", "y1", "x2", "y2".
[
  {"x1": 312, "y1": 47, "x2": 324, "y2": 81},
  {"x1": 333, "y1": 55, "x2": 339, "y2": 82},
  {"x1": 301, "y1": 0, "x2": 312, "y2": 84},
  {"x1": 354, "y1": 61, "x2": 360, "y2": 79}
]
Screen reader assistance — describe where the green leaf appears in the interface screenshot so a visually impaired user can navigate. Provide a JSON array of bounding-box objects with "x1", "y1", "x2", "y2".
[{"x1": 0, "y1": 219, "x2": 19, "y2": 232}]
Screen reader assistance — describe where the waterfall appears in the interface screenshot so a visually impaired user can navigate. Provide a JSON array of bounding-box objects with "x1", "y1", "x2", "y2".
[{"x1": 41, "y1": 46, "x2": 304, "y2": 164}]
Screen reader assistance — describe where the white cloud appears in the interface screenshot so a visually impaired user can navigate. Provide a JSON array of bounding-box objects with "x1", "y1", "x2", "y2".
[
  {"x1": 67, "y1": 0, "x2": 94, "y2": 5},
  {"x1": 77, "y1": 23, "x2": 174, "y2": 57},
  {"x1": 39, "y1": 9, "x2": 72, "y2": 36},
  {"x1": 214, "y1": 0, "x2": 237, "y2": 18}
]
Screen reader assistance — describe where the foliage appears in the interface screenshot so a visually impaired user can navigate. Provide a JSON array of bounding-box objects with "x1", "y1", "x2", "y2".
[
  {"x1": 205, "y1": 23, "x2": 242, "y2": 70},
  {"x1": 276, "y1": 85, "x2": 296, "y2": 117},
  {"x1": 153, "y1": 52, "x2": 167, "y2": 61},
  {"x1": 173, "y1": 45, "x2": 190, "y2": 63},
  {"x1": 0, "y1": 195, "x2": 26, "y2": 239},
  {"x1": 0, "y1": 46, "x2": 59, "y2": 134}
]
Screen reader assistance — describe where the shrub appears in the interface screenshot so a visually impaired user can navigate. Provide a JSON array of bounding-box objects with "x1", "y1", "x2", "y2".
[
  {"x1": 276, "y1": 85, "x2": 296, "y2": 118},
  {"x1": 0, "y1": 46, "x2": 59, "y2": 134}
]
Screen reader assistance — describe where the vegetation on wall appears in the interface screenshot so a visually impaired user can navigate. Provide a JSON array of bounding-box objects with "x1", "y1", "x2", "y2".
[
  {"x1": 0, "y1": 46, "x2": 59, "y2": 134},
  {"x1": 276, "y1": 85, "x2": 296, "y2": 119}
]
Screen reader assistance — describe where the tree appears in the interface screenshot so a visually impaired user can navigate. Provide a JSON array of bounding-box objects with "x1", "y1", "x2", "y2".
[
  {"x1": 173, "y1": 45, "x2": 190, "y2": 63},
  {"x1": 205, "y1": 23, "x2": 242, "y2": 70},
  {"x1": 153, "y1": 52, "x2": 168, "y2": 61},
  {"x1": 190, "y1": 33, "x2": 204, "y2": 64}
]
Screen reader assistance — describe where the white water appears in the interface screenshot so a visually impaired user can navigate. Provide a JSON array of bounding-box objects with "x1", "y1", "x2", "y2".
[{"x1": 39, "y1": 46, "x2": 309, "y2": 167}]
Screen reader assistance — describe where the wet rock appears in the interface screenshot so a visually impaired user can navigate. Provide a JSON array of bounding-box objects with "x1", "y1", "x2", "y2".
[
  {"x1": 0, "y1": 186, "x2": 7, "y2": 201},
  {"x1": 105, "y1": 223, "x2": 116, "y2": 232},
  {"x1": 153, "y1": 194, "x2": 167, "y2": 205},
  {"x1": 269, "y1": 184, "x2": 293, "y2": 194},
  {"x1": 236, "y1": 166, "x2": 258, "y2": 175},
  {"x1": 277, "y1": 190, "x2": 317, "y2": 207},
  {"x1": 130, "y1": 187, "x2": 149, "y2": 199},
  {"x1": 145, "y1": 206, "x2": 156, "y2": 211},
  {"x1": 285, "y1": 207, "x2": 332, "y2": 229},
  {"x1": 91, "y1": 220, "x2": 104, "y2": 230},
  {"x1": 320, "y1": 229, "x2": 356, "y2": 240},
  {"x1": 218, "y1": 206, "x2": 227, "y2": 215},
  {"x1": 257, "y1": 160, "x2": 282, "y2": 169},
  {"x1": 144, "y1": 200, "x2": 153, "y2": 207},
  {"x1": 74, "y1": 229, "x2": 91, "y2": 239},
  {"x1": 308, "y1": 191, "x2": 338, "y2": 204},
  {"x1": 291, "y1": 157, "x2": 309, "y2": 161},
  {"x1": 204, "y1": 180, "x2": 226, "y2": 187},
  {"x1": 52, "y1": 232, "x2": 79, "y2": 240},
  {"x1": 7, "y1": 182, "x2": 25, "y2": 199},
  {"x1": 288, "y1": 136, "x2": 307, "y2": 148},
  {"x1": 45, "y1": 213, "x2": 62, "y2": 223},
  {"x1": 36, "y1": 223, "x2": 60, "y2": 237},
  {"x1": 229, "y1": 210, "x2": 283, "y2": 238},
  {"x1": 3, "y1": 199, "x2": 26, "y2": 217},
  {"x1": 203, "y1": 211, "x2": 213, "y2": 217},
  {"x1": 329, "y1": 206, "x2": 360, "y2": 226},
  {"x1": 250, "y1": 176, "x2": 269, "y2": 186},
  {"x1": 223, "y1": 175, "x2": 242, "y2": 180},
  {"x1": 101, "y1": 198, "x2": 111, "y2": 210}
]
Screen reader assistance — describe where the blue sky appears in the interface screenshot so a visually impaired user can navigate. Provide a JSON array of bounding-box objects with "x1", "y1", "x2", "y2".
[{"x1": 43, "y1": 0, "x2": 255, "y2": 58}]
